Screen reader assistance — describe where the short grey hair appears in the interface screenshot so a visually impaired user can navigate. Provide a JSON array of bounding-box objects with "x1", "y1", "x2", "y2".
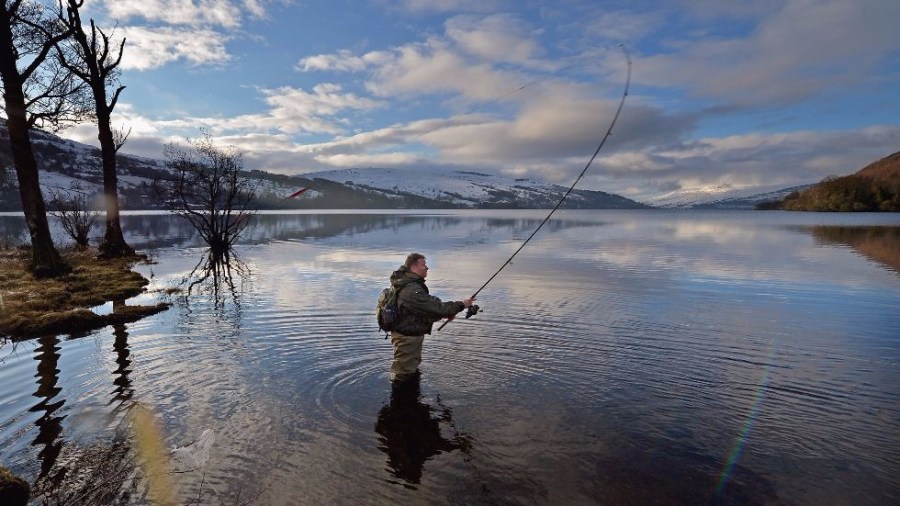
[{"x1": 404, "y1": 252, "x2": 425, "y2": 268}]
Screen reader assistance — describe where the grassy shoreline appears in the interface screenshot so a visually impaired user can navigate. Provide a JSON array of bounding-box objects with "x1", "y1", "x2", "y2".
[{"x1": 0, "y1": 247, "x2": 170, "y2": 341}]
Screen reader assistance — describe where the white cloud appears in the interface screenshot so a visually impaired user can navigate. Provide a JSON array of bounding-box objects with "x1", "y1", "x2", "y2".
[
  {"x1": 365, "y1": 42, "x2": 523, "y2": 102},
  {"x1": 99, "y1": 0, "x2": 285, "y2": 71},
  {"x1": 295, "y1": 10, "x2": 569, "y2": 105},
  {"x1": 64, "y1": 103, "x2": 166, "y2": 146},
  {"x1": 254, "y1": 84, "x2": 381, "y2": 134},
  {"x1": 298, "y1": 50, "x2": 366, "y2": 72},
  {"x1": 445, "y1": 14, "x2": 539, "y2": 63},
  {"x1": 118, "y1": 26, "x2": 231, "y2": 70},
  {"x1": 104, "y1": 0, "x2": 243, "y2": 28},
  {"x1": 637, "y1": 0, "x2": 900, "y2": 106},
  {"x1": 242, "y1": 0, "x2": 268, "y2": 19},
  {"x1": 139, "y1": 84, "x2": 381, "y2": 136},
  {"x1": 313, "y1": 152, "x2": 423, "y2": 167},
  {"x1": 584, "y1": 10, "x2": 662, "y2": 42},
  {"x1": 297, "y1": 49, "x2": 392, "y2": 72}
]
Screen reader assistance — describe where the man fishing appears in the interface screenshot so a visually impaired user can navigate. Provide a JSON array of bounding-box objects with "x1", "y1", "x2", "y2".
[{"x1": 388, "y1": 253, "x2": 475, "y2": 382}]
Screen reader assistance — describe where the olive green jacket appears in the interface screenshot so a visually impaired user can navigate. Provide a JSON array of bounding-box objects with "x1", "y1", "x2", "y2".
[{"x1": 389, "y1": 266, "x2": 465, "y2": 335}]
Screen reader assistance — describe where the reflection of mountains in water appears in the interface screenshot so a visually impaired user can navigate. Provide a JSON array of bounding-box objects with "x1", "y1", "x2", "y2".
[
  {"x1": 807, "y1": 226, "x2": 900, "y2": 274},
  {"x1": 2, "y1": 212, "x2": 604, "y2": 250},
  {"x1": 112, "y1": 213, "x2": 602, "y2": 249},
  {"x1": 247, "y1": 213, "x2": 604, "y2": 246},
  {"x1": 113, "y1": 214, "x2": 412, "y2": 250}
]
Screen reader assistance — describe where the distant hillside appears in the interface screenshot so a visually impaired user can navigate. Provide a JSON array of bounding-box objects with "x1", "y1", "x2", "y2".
[
  {"x1": 694, "y1": 184, "x2": 815, "y2": 210},
  {"x1": 270, "y1": 167, "x2": 648, "y2": 210},
  {"x1": 769, "y1": 151, "x2": 900, "y2": 212},
  {"x1": 0, "y1": 127, "x2": 648, "y2": 211},
  {"x1": 857, "y1": 151, "x2": 900, "y2": 182},
  {"x1": 646, "y1": 183, "x2": 814, "y2": 209}
]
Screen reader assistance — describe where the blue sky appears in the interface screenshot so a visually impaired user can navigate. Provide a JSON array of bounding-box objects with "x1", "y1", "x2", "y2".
[{"x1": 61, "y1": 0, "x2": 900, "y2": 201}]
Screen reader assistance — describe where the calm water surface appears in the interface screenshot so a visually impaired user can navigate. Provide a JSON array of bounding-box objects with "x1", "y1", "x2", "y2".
[{"x1": 1, "y1": 210, "x2": 898, "y2": 505}]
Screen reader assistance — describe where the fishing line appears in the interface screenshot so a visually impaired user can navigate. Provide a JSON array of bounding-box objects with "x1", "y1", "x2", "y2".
[{"x1": 439, "y1": 44, "x2": 632, "y2": 331}]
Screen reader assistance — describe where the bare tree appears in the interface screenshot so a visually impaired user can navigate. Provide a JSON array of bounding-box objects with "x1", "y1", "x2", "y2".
[
  {"x1": 48, "y1": 182, "x2": 98, "y2": 248},
  {"x1": 57, "y1": 0, "x2": 134, "y2": 258},
  {"x1": 0, "y1": 0, "x2": 88, "y2": 276},
  {"x1": 158, "y1": 134, "x2": 258, "y2": 259}
]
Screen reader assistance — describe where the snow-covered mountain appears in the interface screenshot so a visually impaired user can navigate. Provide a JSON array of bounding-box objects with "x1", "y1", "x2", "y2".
[
  {"x1": 298, "y1": 167, "x2": 646, "y2": 209},
  {"x1": 643, "y1": 183, "x2": 813, "y2": 209},
  {"x1": 0, "y1": 128, "x2": 648, "y2": 210}
]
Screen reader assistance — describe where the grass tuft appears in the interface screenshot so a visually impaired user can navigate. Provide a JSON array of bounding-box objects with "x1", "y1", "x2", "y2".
[{"x1": 0, "y1": 247, "x2": 170, "y2": 340}]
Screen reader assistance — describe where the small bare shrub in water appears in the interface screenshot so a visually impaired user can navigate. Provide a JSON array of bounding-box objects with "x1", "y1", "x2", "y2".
[
  {"x1": 156, "y1": 134, "x2": 258, "y2": 258},
  {"x1": 48, "y1": 184, "x2": 99, "y2": 249}
]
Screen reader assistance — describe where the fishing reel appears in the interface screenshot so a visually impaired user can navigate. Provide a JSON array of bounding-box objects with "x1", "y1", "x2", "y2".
[{"x1": 465, "y1": 304, "x2": 480, "y2": 319}]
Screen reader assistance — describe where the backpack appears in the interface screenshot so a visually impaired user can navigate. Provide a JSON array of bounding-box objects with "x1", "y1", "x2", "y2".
[{"x1": 376, "y1": 286, "x2": 400, "y2": 333}]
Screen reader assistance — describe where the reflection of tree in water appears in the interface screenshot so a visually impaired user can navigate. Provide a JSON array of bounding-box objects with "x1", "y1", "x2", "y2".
[
  {"x1": 183, "y1": 248, "x2": 251, "y2": 308},
  {"x1": 807, "y1": 225, "x2": 900, "y2": 274},
  {"x1": 31, "y1": 335, "x2": 65, "y2": 479},
  {"x1": 27, "y1": 330, "x2": 141, "y2": 503},
  {"x1": 30, "y1": 427, "x2": 138, "y2": 505},
  {"x1": 375, "y1": 374, "x2": 472, "y2": 487},
  {"x1": 110, "y1": 321, "x2": 133, "y2": 404}
]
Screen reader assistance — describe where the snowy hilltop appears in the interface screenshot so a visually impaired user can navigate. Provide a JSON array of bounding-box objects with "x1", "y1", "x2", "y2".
[{"x1": 643, "y1": 183, "x2": 814, "y2": 209}]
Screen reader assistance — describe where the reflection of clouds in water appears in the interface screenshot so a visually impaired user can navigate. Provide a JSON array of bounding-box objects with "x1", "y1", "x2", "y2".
[
  {"x1": 533, "y1": 218, "x2": 900, "y2": 290},
  {"x1": 243, "y1": 213, "x2": 900, "y2": 317},
  {"x1": 246, "y1": 224, "x2": 542, "y2": 312},
  {"x1": 117, "y1": 212, "x2": 900, "y2": 318},
  {"x1": 670, "y1": 221, "x2": 761, "y2": 242},
  {"x1": 246, "y1": 242, "x2": 388, "y2": 311}
]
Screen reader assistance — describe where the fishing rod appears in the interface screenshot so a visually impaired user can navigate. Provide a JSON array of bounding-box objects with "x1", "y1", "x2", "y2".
[{"x1": 439, "y1": 44, "x2": 632, "y2": 332}]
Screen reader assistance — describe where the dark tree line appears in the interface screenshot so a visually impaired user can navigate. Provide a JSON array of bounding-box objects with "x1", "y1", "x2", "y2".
[
  {"x1": 0, "y1": 0, "x2": 133, "y2": 277},
  {"x1": 761, "y1": 174, "x2": 900, "y2": 212}
]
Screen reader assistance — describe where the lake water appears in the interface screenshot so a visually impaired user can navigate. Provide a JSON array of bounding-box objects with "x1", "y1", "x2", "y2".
[{"x1": 1, "y1": 209, "x2": 899, "y2": 505}]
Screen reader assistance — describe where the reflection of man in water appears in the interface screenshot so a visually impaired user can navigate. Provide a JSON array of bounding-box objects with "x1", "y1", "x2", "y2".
[{"x1": 375, "y1": 374, "x2": 471, "y2": 486}]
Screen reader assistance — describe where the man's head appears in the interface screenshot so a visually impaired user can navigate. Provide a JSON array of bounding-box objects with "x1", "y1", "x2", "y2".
[{"x1": 405, "y1": 252, "x2": 428, "y2": 279}]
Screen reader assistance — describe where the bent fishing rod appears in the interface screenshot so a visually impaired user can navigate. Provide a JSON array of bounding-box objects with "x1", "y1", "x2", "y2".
[{"x1": 439, "y1": 44, "x2": 632, "y2": 332}]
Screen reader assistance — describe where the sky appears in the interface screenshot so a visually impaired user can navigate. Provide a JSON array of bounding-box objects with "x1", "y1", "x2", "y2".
[{"x1": 58, "y1": 0, "x2": 900, "y2": 202}]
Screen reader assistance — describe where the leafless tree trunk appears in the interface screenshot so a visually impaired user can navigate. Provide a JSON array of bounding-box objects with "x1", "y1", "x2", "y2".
[
  {"x1": 0, "y1": 0, "x2": 86, "y2": 276},
  {"x1": 58, "y1": 0, "x2": 133, "y2": 258}
]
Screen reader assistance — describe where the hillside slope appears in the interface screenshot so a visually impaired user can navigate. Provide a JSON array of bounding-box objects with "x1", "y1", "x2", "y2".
[
  {"x1": 857, "y1": 150, "x2": 900, "y2": 182},
  {"x1": 0, "y1": 128, "x2": 647, "y2": 210},
  {"x1": 775, "y1": 150, "x2": 900, "y2": 212}
]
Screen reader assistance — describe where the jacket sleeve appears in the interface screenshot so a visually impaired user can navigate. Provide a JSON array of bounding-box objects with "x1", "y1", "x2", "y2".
[{"x1": 401, "y1": 286, "x2": 465, "y2": 321}]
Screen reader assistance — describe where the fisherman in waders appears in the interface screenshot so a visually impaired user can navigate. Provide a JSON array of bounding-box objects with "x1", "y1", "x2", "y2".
[{"x1": 389, "y1": 253, "x2": 475, "y2": 382}]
